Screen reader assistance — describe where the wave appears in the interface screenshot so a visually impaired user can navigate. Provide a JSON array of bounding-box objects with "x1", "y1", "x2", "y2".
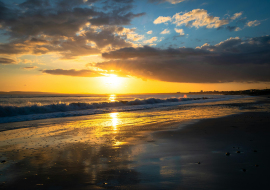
[
  {"x1": 0, "y1": 96, "x2": 240, "y2": 124},
  {"x1": 0, "y1": 97, "x2": 207, "y2": 117}
]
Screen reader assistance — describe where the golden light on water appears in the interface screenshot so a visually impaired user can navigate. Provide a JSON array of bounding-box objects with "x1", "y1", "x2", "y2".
[
  {"x1": 109, "y1": 94, "x2": 116, "y2": 102},
  {"x1": 110, "y1": 112, "x2": 119, "y2": 131}
]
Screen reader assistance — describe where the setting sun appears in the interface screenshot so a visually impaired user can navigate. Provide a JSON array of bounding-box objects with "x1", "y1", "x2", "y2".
[{"x1": 103, "y1": 74, "x2": 123, "y2": 89}]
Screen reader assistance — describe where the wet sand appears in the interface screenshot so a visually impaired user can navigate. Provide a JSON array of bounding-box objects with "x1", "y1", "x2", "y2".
[
  {"x1": 0, "y1": 97, "x2": 270, "y2": 189},
  {"x1": 141, "y1": 111, "x2": 270, "y2": 189}
]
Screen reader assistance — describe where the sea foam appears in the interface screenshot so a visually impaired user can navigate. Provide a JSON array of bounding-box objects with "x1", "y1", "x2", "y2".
[{"x1": 0, "y1": 96, "x2": 231, "y2": 123}]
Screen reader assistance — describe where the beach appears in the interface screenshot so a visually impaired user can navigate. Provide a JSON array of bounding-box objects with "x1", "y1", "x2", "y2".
[{"x1": 0, "y1": 96, "x2": 269, "y2": 189}]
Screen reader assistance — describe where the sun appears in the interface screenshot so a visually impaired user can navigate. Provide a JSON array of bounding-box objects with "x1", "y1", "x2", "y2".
[{"x1": 103, "y1": 74, "x2": 122, "y2": 88}]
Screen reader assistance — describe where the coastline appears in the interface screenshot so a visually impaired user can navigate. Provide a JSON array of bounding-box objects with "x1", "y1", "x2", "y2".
[{"x1": 0, "y1": 97, "x2": 269, "y2": 189}]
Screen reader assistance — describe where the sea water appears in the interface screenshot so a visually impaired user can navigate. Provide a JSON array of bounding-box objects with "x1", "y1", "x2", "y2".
[{"x1": 0, "y1": 94, "x2": 242, "y2": 123}]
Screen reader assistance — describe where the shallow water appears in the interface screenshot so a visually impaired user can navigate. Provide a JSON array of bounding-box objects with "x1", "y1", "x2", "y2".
[{"x1": 0, "y1": 96, "x2": 269, "y2": 189}]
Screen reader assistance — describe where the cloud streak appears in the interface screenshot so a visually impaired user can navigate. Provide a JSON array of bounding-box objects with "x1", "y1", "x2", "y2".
[
  {"x1": 246, "y1": 20, "x2": 261, "y2": 27},
  {"x1": 23, "y1": 66, "x2": 38, "y2": 70},
  {"x1": 42, "y1": 69, "x2": 104, "y2": 77},
  {"x1": 149, "y1": 0, "x2": 186, "y2": 4},
  {"x1": 0, "y1": 57, "x2": 16, "y2": 65},
  {"x1": 160, "y1": 29, "x2": 170, "y2": 34}
]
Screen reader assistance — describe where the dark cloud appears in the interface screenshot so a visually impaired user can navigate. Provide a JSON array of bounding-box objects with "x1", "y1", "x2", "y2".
[
  {"x1": 0, "y1": 0, "x2": 144, "y2": 58},
  {"x1": 148, "y1": 0, "x2": 185, "y2": 4},
  {"x1": 217, "y1": 26, "x2": 240, "y2": 32},
  {"x1": 56, "y1": 0, "x2": 98, "y2": 9},
  {"x1": 23, "y1": 66, "x2": 38, "y2": 70},
  {"x1": 19, "y1": 0, "x2": 51, "y2": 8},
  {"x1": 42, "y1": 69, "x2": 104, "y2": 77},
  {"x1": 97, "y1": 36, "x2": 270, "y2": 83},
  {"x1": 225, "y1": 26, "x2": 237, "y2": 31},
  {"x1": 102, "y1": 46, "x2": 209, "y2": 59},
  {"x1": 0, "y1": 26, "x2": 132, "y2": 59},
  {"x1": 0, "y1": 57, "x2": 16, "y2": 64},
  {"x1": 0, "y1": 0, "x2": 144, "y2": 37}
]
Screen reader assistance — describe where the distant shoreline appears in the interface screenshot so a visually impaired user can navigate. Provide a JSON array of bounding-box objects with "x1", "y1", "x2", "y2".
[{"x1": 0, "y1": 89, "x2": 269, "y2": 96}]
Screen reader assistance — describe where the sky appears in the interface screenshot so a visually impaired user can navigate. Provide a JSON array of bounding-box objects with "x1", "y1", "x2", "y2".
[{"x1": 0, "y1": 0, "x2": 270, "y2": 94}]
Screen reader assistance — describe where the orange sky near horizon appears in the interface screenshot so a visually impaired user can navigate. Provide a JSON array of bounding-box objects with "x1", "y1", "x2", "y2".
[{"x1": 1, "y1": 71, "x2": 269, "y2": 94}]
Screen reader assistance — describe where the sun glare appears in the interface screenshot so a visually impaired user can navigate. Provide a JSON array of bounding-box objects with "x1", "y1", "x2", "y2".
[
  {"x1": 110, "y1": 112, "x2": 119, "y2": 132},
  {"x1": 103, "y1": 74, "x2": 122, "y2": 88}
]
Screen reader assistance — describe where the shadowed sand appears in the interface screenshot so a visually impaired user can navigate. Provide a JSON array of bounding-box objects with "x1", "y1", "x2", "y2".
[{"x1": 0, "y1": 97, "x2": 269, "y2": 189}]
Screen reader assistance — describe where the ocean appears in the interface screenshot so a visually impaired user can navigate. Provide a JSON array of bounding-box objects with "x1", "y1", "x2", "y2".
[{"x1": 0, "y1": 94, "x2": 242, "y2": 123}]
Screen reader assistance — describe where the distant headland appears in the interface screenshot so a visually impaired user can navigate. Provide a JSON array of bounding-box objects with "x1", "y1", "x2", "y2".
[{"x1": 185, "y1": 89, "x2": 270, "y2": 96}]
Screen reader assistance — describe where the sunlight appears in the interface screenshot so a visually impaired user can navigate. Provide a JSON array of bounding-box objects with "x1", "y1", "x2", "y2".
[
  {"x1": 109, "y1": 94, "x2": 116, "y2": 102},
  {"x1": 110, "y1": 112, "x2": 119, "y2": 132},
  {"x1": 103, "y1": 74, "x2": 123, "y2": 89}
]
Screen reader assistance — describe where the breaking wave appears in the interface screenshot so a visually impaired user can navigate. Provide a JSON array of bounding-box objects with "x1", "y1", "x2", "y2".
[
  {"x1": 0, "y1": 96, "x2": 240, "y2": 123},
  {"x1": 0, "y1": 97, "x2": 206, "y2": 118}
]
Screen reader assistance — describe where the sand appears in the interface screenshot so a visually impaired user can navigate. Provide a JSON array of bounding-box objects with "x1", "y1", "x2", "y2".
[{"x1": 0, "y1": 97, "x2": 269, "y2": 189}]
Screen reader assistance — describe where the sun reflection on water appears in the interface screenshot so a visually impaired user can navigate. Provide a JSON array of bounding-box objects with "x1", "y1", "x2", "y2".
[
  {"x1": 109, "y1": 94, "x2": 116, "y2": 102},
  {"x1": 110, "y1": 112, "x2": 119, "y2": 132}
]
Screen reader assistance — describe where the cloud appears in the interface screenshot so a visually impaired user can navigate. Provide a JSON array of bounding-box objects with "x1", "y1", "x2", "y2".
[
  {"x1": 22, "y1": 59, "x2": 34, "y2": 64},
  {"x1": 235, "y1": 27, "x2": 241, "y2": 31},
  {"x1": 23, "y1": 66, "x2": 38, "y2": 70},
  {"x1": 224, "y1": 26, "x2": 241, "y2": 32},
  {"x1": 246, "y1": 20, "x2": 261, "y2": 27},
  {"x1": 230, "y1": 12, "x2": 243, "y2": 20},
  {"x1": 102, "y1": 45, "x2": 206, "y2": 59},
  {"x1": 154, "y1": 9, "x2": 243, "y2": 29},
  {"x1": 153, "y1": 16, "x2": 172, "y2": 24},
  {"x1": 98, "y1": 36, "x2": 270, "y2": 83},
  {"x1": 147, "y1": 30, "x2": 153, "y2": 34},
  {"x1": 173, "y1": 9, "x2": 229, "y2": 28},
  {"x1": 117, "y1": 27, "x2": 144, "y2": 41},
  {"x1": 0, "y1": 57, "x2": 16, "y2": 64},
  {"x1": 143, "y1": 37, "x2": 158, "y2": 44},
  {"x1": 0, "y1": 0, "x2": 145, "y2": 37},
  {"x1": 42, "y1": 69, "x2": 104, "y2": 77},
  {"x1": 0, "y1": 25, "x2": 138, "y2": 59},
  {"x1": 0, "y1": 0, "x2": 145, "y2": 59},
  {"x1": 174, "y1": 28, "x2": 184, "y2": 35},
  {"x1": 160, "y1": 29, "x2": 170, "y2": 34},
  {"x1": 149, "y1": 0, "x2": 186, "y2": 4}
]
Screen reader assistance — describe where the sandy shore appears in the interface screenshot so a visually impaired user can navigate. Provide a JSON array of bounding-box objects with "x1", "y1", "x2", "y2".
[
  {"x1": 140, "y1": 111, "x2": 270, "y2": 189},
  {"x1": 0, "y1": 97, "x2": 269, "y2": 189}
]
